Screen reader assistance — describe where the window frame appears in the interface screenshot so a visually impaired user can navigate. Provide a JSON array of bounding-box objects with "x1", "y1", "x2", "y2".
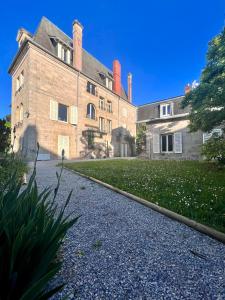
[
  {"x1": 107, "y1": 119, "x2": 112, "y2": 133},
  {"x1": 87, "y1": 103, "x2": 96, "y2": 120},
  {"x1": 161, "y1": 103, "x2": 172, "y2": 118},
  {"x1": 58, "y1": 103, "x2": 68, "y2": 123},
  {"x1": 99, "y1": 97, "x2": 105, "y2": 110},
  {"x1": 87, "y1": 81, "x2": 96, "y2": 96},
  {"x1": 99, "y1": 117, "x2": 105, "y2": 132},
  {"x1": 161, "y1": 134, "x2": 173, "y2": 153}
]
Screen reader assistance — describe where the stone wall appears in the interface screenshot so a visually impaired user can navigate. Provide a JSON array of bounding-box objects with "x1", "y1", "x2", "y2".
[{"x1": 145, "y1": 118, "x2": 203, "y2": 160}]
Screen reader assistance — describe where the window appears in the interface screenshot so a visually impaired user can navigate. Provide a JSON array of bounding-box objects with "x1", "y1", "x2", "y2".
[
  {"x1": 87, "y1": 103, "x2": 96, "y2": 119},
  {"x1": 87, "y1": 81, "x2": 96, "y2": 96},
  {"x1": 99, "y1": 97, "x2": 105, "y2": 110},
  {"x1": 57, "y1": 42, "x2": 71, "y2": 64},
  {"x1": 107, "y1": 101, "x2": 112, "y2": 113},
  {"x1": 161, "y1": 134, "x2": 173, "y2": 152},
  {"x1": 160, "y1": 103, "x2": 172, "y2": 117},
  {"x1": 16, "y1": 71, "x2": 24, "y2": 91},
  {"x1": 106, "y1": 77, "x2": 113, "y2": 90},
  {"x1": 107, "y1": 119, "x2": 112, "y2": 133},
  {"x1": 58, "y1": 103, "x2": 68, "y2": 122},
  {"x1": 99, "y1": 117, "x2": 105, "y2": 132}
]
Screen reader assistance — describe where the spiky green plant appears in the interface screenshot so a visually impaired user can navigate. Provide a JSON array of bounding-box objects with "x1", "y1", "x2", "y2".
[{"x1": 0, "y1": 146, "x2": 79, "y2": 299}]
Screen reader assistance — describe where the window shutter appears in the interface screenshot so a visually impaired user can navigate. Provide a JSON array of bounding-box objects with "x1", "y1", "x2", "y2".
[
  {"x1": 170, "y1": 102, "x2": 174, "y2": 116},
  {"x1": 50, "y1": 100, "x2": 58, "y2": 120},
  {"x1": 66, "y1": 49, "x2": 71, "y2": 64},
  {"x1": 203, "y1": 132, "x2": 211, "y2": 143},
  {"x1": 57, "y1": 43, "x2": 62, "y2": 58},
  {"x1": 159, "y1": 105, "x2": 163, "y2": 118},
  {"x1": 70, "y1": 106, "x2": 77, "y2": 125},
  {"x1": 153, "y1": 134, "x2": 160, "y2": 153},
  {"x1": 174, "y1": 132, "x2": 182, "y2": 153}
]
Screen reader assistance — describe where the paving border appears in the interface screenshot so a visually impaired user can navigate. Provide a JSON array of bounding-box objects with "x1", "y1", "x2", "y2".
[{"x1": 64, "y1": 166, "x2": 225, "y2": 244}]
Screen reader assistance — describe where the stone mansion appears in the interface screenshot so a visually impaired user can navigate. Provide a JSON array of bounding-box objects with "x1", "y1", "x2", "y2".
[
  {"x1": 9, "y1": 17, "x2": 136, "y2": 160},
  {"x1": 9, "y1": 17, "x2": 220, "y2": 161}
]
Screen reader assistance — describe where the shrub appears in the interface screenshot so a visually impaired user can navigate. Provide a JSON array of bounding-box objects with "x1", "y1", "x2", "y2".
[
  {"x1": 0, "y1": 154, "x2": 27, "y2": 190},
  {"x1": 202, "y1": 135, "x2": 225, "y2": 165},
  {"x1": 0, "y1": 150, "x2": 79, "y2": 299}
]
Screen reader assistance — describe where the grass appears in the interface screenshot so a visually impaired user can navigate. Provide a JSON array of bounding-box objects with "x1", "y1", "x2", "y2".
[{"x1": 65, "y1": 159, "x2": 225, "y2": 233}]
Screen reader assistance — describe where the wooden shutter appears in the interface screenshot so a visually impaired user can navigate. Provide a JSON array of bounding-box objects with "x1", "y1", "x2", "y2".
[
  {"x1": 174, "y1": 132, "x2": 182, "y2": 153},
  {"x1": 153, "y1": 134, "x2": 160, "y2": 153},
  {"x1": 70, "y1": 106, "x2": 77, "y2": 125},
  {"x1": 57, "y1": 43, "x2": 62, "y2": 58},
  {"x1": 50, "y1": 100, "x2": 58, "y2": 120},
  {"x1": 66, "y1": 49, "x2": 71, "y2": 64}
]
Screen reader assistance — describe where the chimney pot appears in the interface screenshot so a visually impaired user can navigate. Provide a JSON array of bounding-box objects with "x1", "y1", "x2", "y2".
[
  {"x1": 127, "y1": 72, "x2": 132, "y2": 102},
  {"x1": 185, "y1": 83, "x2": 191, "y2": 94}
]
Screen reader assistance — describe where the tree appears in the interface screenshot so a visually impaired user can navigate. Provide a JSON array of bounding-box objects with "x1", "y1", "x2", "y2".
[
  {"x1": 181, "y1": 27, "x2": 225, "y2": 132},
  {"x1": 136, "y1": 124, "x2": 146, "y2": 155},
  {"x1": 0, "y1": 118, "x2": 11, "y2": 153}
]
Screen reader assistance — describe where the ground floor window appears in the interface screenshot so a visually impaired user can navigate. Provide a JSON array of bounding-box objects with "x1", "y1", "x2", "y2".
[{"x1": 161, "y1": 134, "x2": 173, "y2": 152}]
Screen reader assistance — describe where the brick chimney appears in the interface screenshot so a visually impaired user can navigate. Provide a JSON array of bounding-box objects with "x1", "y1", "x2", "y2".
[
  {"x1": 185, "y1": 83, "x2": 191, "y2": 94},
  {"x1": 113, "y1": 60, "x2": 121, "y2": 96},
  {"x1": 127, "y1": 73, "x2": 132, "y2": 102},
  {"x1": 73, "y1": 20, "x2": 83, "y2": 72}
]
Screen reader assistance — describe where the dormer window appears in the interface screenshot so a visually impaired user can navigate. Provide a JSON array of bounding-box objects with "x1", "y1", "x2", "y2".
[
  {"x1": 106, "y1": 77, "x2": 113, "y2": 90},
  {"x1": 160, "y1": 103, "x2": 173, "y2": 118},
  {"x1": 57, "y1": 42, "x2": 71, "y2": 64}
]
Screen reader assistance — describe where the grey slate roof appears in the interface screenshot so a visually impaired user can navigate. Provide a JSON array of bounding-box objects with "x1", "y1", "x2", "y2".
[
  {"x1": 33, "y1": 17, "x2": 128, "y2": 100},
  {"x1": 137, "y1": 95, "x2": 190, "y2": 122}
]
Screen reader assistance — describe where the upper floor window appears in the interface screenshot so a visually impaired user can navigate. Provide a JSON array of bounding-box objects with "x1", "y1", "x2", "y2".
[
  {"x1": 99, "y1": 97, "x2": 105, "y2": 110},
  {"x1": 106, "y1": 77, "x2": 113, "y2": 90},
  {"x1": 57, "y1": 43, "x2": 71, "y2": 64},
  {"x1": 107, "y1": 101, "x2": 112, "y2": 113},
  {"x1": 160, "y1": 103, "x2": 173, "y2": 118},
  {"x1": 16, "y1": 71, "x2": 24, "y2": 92},
  {"x1": 107, "y1": 119, "x2": 112, "y2": 133},
  {"x1": 87, "y1": 81, "x2": 96, "y2": 96},
  {"x1": 99, "y1": 117, "x2": 105, "y2": 132},
  {"x1": 87, "y1": 103, "x2": 96, "y2": 120},
  {"x1": 58, "y1": 103, "x2": 68, "y2": 122}
]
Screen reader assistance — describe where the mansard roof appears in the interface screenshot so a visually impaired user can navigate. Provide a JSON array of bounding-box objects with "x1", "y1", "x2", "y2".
[{"x1": 33, "y1": 17, "x2": 128, "y2": 101}]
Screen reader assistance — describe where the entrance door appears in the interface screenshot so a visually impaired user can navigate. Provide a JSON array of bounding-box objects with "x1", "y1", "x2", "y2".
[
  {"x1": 120, "y1": 143, "x2": 128, "y2": 157},
  {"x1": 58, "y1": 135, "x2": 70, "y2": 159}
]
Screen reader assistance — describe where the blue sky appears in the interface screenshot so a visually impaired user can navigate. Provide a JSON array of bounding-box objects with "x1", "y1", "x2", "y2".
[{"x1": 0, "y1": 0, "x2": 225, "y2": 118}]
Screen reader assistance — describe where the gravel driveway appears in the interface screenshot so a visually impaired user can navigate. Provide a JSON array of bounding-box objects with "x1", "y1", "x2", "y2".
[{"x1": 35, "y1": 161, "x2": 225, "y2": 300}]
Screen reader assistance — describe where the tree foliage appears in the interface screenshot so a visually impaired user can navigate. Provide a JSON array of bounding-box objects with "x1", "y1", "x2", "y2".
[
  {"x1": 182, "y1": 27, "x2": 225, "y2": 132},
  {"x1": 202, "y1": 135, "x2": 225, "y2": 165},
  {"x1": 0, "y1": 118, "x2": 11, "y2": 153},
  {"x1": 136, "y1": 124, "x2": 146, "y2": 155}
]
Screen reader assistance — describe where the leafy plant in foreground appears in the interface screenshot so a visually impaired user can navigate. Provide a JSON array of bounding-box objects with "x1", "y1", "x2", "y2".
[
  {"x1": 202, "y1": 135, "x2": 225, "y2": 165},
  {"x1": 0, "y1": 146, "x2": 79, "y2": 299}
]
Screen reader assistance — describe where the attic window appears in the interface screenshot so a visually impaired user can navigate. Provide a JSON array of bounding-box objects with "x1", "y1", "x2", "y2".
[
  {"x1": 57, "y1": 42, "x2": 71, "y2": 64},
  {"x1": 106, "y1": 77, "x2": 113, "y2": 90}
]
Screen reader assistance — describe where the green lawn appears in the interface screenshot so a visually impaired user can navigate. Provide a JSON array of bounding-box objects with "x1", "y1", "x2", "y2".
[{"x1": 65, "y1": 159, "x2": 225, "y2": 232}]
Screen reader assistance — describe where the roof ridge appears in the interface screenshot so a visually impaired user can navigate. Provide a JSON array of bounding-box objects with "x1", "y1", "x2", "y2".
[{"x1": 138, "y1": 95, "x2": 185, "y2": 107}]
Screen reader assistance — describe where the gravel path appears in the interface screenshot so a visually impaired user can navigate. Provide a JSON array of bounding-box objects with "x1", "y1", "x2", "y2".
[{"x1": 35, "y1": 161, "x2": 225, "y2": 300}]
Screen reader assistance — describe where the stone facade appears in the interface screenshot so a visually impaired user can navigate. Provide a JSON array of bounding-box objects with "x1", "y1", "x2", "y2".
[
  {"x1": 9, "y1": 17, "x2": 136, "y2": 161},
  {"x1": 137, "y1": 96, "x2": 204, "y2": 160}
]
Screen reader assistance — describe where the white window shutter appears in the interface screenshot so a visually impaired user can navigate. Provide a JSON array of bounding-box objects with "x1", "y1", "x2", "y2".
[
  {"x1": 153, "y1": 134, "x2": 160, "y2": 153},
  {"x1": 50, "y1": 100, "x2": 58, "y2": 120},
  {"x1": 170, "y1": 102, "x2": 174, "y2": 116},
  {"x1": 66, "y1": 49, "x2": 71, "y2": 64},
  {"x1": 174, "y1": 132, "x2": 182, "y2": 153},
  {"x1": 57, "y1": 43, "x2": 62, "y2": 58},
  {"x1": 70, "y1": 106, "x2": 77, "y2": 125},
  {"x1": 203, "y1": 132, "x2": 211, "y2": 143},
  {"x1": 160, "y1": 105, "x2": 163, "y2": 118}
]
